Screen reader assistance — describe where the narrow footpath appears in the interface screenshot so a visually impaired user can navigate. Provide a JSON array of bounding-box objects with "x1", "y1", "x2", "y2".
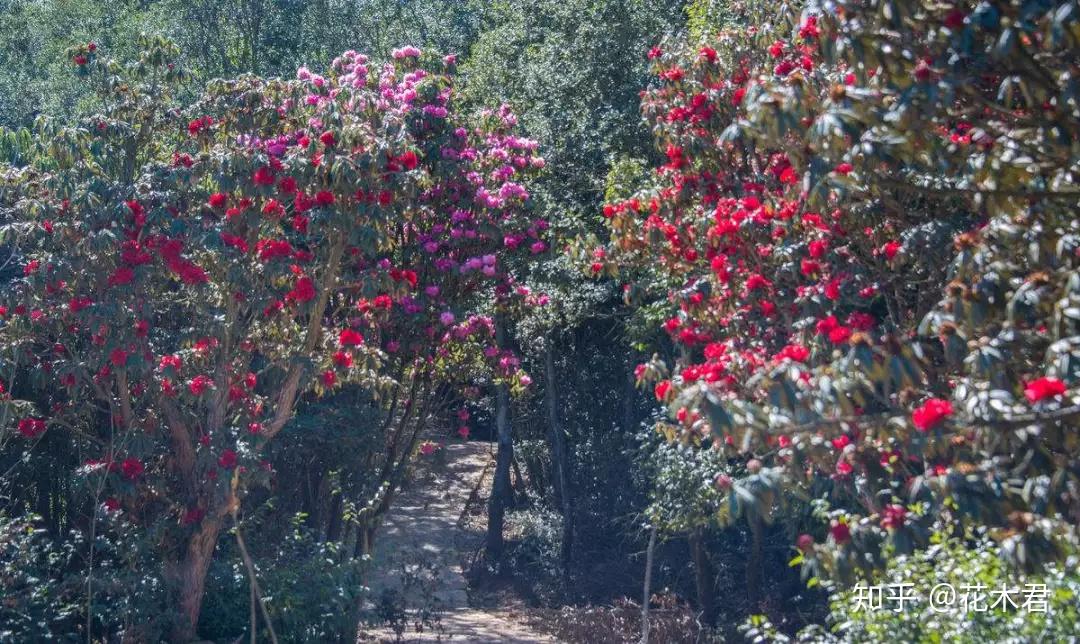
[{"x1": 358, "y1": 440, "x2": 555, "y2": 643}]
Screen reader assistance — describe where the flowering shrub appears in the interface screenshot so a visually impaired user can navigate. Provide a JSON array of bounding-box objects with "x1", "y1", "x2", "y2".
[
  {"x1": 600, "y1": 0, "x2": 1080, "y2": 592},
  {"x1": 0, "y1": 36, "x2": 543, "y2": 638},
  {"x1": 746, "y1": 538, "x2": 1080, "y2": 643}
]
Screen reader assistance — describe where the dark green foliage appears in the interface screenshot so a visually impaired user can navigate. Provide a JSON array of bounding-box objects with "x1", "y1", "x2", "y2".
[
  {"x1": 463, "y1": 0, "x2": 685, "y2": 225},
  {"x1": 0, "y1": 513, "x2": 169, "y2": 642},
  {"x1": 200, "y1": 516, "x2": 365, "y2": 644}
]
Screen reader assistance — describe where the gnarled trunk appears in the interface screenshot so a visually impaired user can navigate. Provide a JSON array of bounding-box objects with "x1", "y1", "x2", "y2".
[{"x1": 166, "y1": 515, "x2": 224, "y2": 642}]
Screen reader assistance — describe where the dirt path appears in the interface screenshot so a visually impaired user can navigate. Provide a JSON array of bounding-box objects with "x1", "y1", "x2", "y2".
[{"x1": 358, "y1": 441, "x2": 555, "y2": 643}]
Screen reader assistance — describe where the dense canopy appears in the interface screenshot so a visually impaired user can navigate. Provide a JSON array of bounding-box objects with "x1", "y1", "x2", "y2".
[{"x1": 1, "y1": 1, "x2": 1079, "y2": 642}]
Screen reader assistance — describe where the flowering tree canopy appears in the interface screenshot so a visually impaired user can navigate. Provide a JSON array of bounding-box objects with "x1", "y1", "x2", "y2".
[
  {"x1": 0, "y1": 35, "x2": 544, "y2": 638},
  {"x1": 600, "y1": 0, "x2": 1080, "y2": 585}
]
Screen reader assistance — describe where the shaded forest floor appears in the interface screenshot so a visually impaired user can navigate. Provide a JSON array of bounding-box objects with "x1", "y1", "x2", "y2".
[{"x1": 357, "y1": 440, "x2": 554, "y2": 643}]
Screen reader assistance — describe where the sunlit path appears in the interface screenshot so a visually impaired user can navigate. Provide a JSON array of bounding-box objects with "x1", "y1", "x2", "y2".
[{"x1": 359, "y1": 441, "x2": 555, "y2": 643}]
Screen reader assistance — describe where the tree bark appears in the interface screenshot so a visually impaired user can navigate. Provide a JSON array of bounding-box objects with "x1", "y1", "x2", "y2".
[
  {"x1": 485, "y1": 315, "x2": 513, "y2": 563},
  {"x1": 746, "y1": 514, "x2": 765, "y2": 611},
  {"x1": 166, "y1": 516, "x2": 224, "y2": 642},
  {"x1": 688, "y1": 527, "x2": 717, "y2": 627},
  {"x1": 640, "y1": 525, "x2": 657, "y2": 644},
  {"x1": 544, "y1": 338, "x2": 573, "y2": 583},
  {"x1": 325, "y1": 491, "x2": 343, "y2": 543}
]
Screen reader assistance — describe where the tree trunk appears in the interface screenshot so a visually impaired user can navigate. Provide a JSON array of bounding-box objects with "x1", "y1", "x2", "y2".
[
  {"x1": 486, "y1": 316, "x2": 513, "y2": 564},
  {"x1": 325, "y1": 492, "x2": 343, "y2": 543},
  {"x1": 640, "y1": 525, "x2": 657, "y2": 644},
  {"x1": 544, "y1": 338, "x2": 573, "y2": 583},
  {"x1": 353, "y1": 520, "x2": 370, "y2": 559},
  {"x1": 688, "y1": 527, "x2": 717, "y2": 627},
  {"x1": 746, "y1": 514, "x2": 765, "y2": 610},
  {"x1": 166, "y1": 516, "x2": 224, "y2": 642}
]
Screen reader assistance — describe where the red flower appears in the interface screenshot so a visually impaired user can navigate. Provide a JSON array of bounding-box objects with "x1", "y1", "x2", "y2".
[
  {"x1": 278, "y1": 176, "x2": 298, "y2": 194},
  {"x1": 120, "y1": 457, "x2": 144, "y2": 480},
  {"x1": 827, "y1": 326, "x2": 852, "y2": 344},
  {"x1": 218, "y1": 449, "x2": 238, "y2": 469},
  {"x1": 744, "y1": 273, "x2": 772, "y2": 291},
  {"x1": 176, "y1": 261, "x2": 209, "y2": 285},
  {"x1": 798, "y1": 15, "x2": 820, "y2": 40},
  {"x1": 291, "y1": 215, "x2": 309, "y2": 234},
  {"x1": 286, "y1": 276, "x2": 316, "y2": 304},
  {"x1": 800, "y1": 259, "x2": 822, "y2": 276},
  {"x1": 252, "y1": 166, "x2": 275, "y2": 186},
  {"x1": 221, "y1": 233, "x2": 249, "y2": 253},
  {"x1": 398, "y1": 150, "x2": 419, "y2": 170},
  {"x1": 64, "y1": 296, "x2": 86, "y2": 314},
  {"x1": 882, "y1": 240, "x2": 901, "y2": 259},
  {"x1": 776, "y1": 344, "x2": 810, "y2": 363},
  {"x1": 208, "y1": 193, "x2": 228, "y2": 208},
  {"x1": 1024, "y1": 377, "x2": 1067, "y2": 403},
  {"x1": 315, "y1": 190, "x2": 335, "y2": 206},
  {"x1": 647, "y1": 45, "x2": 663, "y2": 60},
  {"x1": 126, "y1": 200, "x2": 144, "y2": 219},
  {"x1": 881, "y1": 504, "x2": 907, "y2": 530},
  {"x1": 339, "y1": 328, "x2": 364, "y2": 347},
  {"x1": 188, "y1": 116, "x2": 213, "y2": 135},
  {"x1": 17, "y1": 418, "x2": 47, "y2": 439},
  {"x1": 320, "y1": 370, "x2": 336, "y2": 387},
  {"x1": 912, "y1": 398, "x2": 953, "y2": 431},
  {"x1": 188, "y1": 374, "x2": 214, "y2": 396},
  {"x1": 732, "y1": 86, "x2": 747, "y2": 106},
  {"x1": 256, "y1": 238, "x2": 293, "y2": 261},
  {"x1": 108, "y1": 267, "x2": 135, "y2": 287},
  {"x1": 829, "y1": 519, "x2": 851, "y2": 544},
  {"x1": 796, "y1": 534, "x2": 814, "y2": 552},
  {"x1": 159, "y1": 354, "x2": 182, "y2": 373},
  {"x1": 262, "y1": 199, "x2": 284, "y2": 217},
  {"x1": 319, "y1": 131, "x2": 336, "y2": 147},
  {"x1": 109, "y1": 348, "x2": 128, "y2": 367},
  {"x1": 824, "y1": 278, "x2": 842, "y2": 301},
  {"x1": 654, "y1": 380, "x2": 672, "y2": 401},
  {"x1": 333, "y1": 351, "x2": 354, "y2": 368},
  {"x1": 834, "y1": 162, "x2": 853, "y2": 175}
]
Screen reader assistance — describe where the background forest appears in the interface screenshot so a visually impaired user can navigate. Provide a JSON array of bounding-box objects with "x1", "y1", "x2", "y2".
[{"x1": 1, "y1": 0, "x2": 1079, "y2": 642}]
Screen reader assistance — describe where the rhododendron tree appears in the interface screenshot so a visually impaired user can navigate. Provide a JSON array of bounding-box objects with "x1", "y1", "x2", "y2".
[
  {"x1": 0, "y1": 36, "x2": 542, "y2": 639},
  {"x1": 598, "y1": 0, "x2": 1080, "y2": 601}
]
